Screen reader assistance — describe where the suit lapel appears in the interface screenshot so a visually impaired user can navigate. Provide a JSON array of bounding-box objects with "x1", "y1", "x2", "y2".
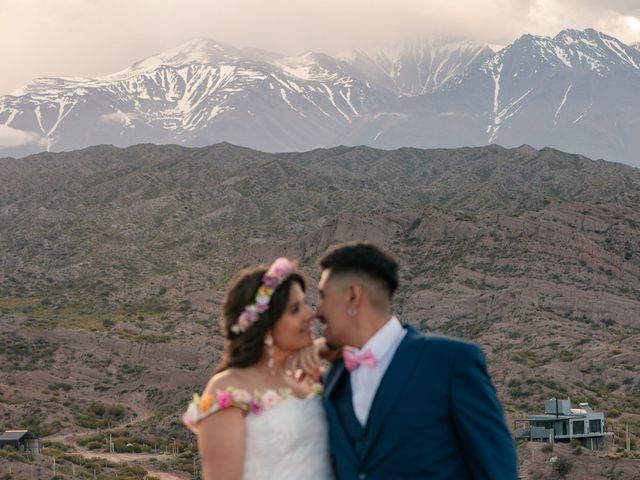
[
  {"x1": 361, "y1": 326, "x2": 424, "y2": 460},
  {"x1": 323, "y1": 360, "x2": 359, "y2": 465},
  {"x1": 324, "y1": 359, "x2": 346, "y2": 400}
]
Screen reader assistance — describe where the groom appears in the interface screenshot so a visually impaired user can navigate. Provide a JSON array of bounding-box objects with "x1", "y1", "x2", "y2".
[{"x1": 315, "y1": 242, "x2": 518, "y2": 479}]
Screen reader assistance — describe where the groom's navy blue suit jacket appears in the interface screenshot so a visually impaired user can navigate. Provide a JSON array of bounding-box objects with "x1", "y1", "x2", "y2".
[{"x1": 323, "y1": 325, "x2": 518, "y2": 480}]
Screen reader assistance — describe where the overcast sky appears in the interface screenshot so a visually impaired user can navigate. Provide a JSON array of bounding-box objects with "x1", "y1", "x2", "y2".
[{"x1": 1, "y1": 0, "x2": 639, "y2": 95}]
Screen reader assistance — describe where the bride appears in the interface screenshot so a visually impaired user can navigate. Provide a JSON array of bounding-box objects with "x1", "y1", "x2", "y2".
[{"x1": 183, "y1": 258, "x2": 334, "y2": 480}]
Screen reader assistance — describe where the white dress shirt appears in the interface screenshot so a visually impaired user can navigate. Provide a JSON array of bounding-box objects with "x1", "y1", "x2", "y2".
[{"x1": 349, "y1": 315, "x2": 407, "y2": 426}]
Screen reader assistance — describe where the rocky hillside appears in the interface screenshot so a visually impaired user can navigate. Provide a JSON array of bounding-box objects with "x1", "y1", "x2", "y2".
[{"x1": 1, "y1": 143, "x2": 639, "y2": 475}]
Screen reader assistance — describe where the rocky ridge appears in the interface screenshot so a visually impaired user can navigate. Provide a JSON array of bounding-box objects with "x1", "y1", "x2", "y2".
[{"x1": 1, "y1": 143, "x2": 639, "y2": 477}]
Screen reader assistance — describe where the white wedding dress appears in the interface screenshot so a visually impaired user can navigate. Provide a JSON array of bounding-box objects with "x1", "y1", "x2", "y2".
[
  {"x1": 242, "y1": 394, "x2": 334, "y2": 480},
  {"x1": 183, "y1": 388, "x2": 334, "y2": 480}
]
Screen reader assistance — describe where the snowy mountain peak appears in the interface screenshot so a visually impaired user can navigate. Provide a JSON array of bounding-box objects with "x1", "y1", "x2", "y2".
[
  {"x1": 345, "y1": 37, "x2": 493, "y2": 96},
  {"x1": 632, "y1": 42, "x2": 640, "y2": 52},
  {"x1": 127, "y1": 38, "x2": 240, "y2": 73},
  {"x1": 554, "y1": 27, "x2": 601, "y2": 44},
  {"x1": 555, "y1": 29, "x2": 640, "y2": 71},
  {"x1": 482, "y1": 28, "x2": 640, "y2": 77}
]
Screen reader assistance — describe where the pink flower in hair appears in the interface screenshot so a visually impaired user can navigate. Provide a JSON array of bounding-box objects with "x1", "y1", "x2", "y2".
[
  {"x1": 270, "y1": 258, "x2": 293, "y2": 276},
  {"x1": 233, "y1": 257, "x2": 296, "y2": 334},
  {"x1": 256, "y1": 303, "x2": 269, "y2": 313},
  {"x1": 263, "y1": 275, "x2": 279, "y2": 289}
]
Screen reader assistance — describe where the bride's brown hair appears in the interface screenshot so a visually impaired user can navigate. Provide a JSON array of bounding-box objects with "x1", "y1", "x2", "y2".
[{"x1": 215, "y1": 266, "x2": 306, "y2": 372}]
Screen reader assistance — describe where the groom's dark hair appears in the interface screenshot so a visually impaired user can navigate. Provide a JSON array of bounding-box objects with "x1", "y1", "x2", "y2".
[{"x1": 319, "y1": 242, "x2": 399, "y2": 299}]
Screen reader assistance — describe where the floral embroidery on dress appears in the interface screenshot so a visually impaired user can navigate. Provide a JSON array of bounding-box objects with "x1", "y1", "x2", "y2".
[{"x1": 182, "y1": 387, "x2": 292, "y2": 431}]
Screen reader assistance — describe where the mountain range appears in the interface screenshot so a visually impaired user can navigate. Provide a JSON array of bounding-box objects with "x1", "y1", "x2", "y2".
[
  {"x1": 1, "y1": 143, "x2": 640, "y2": 477},
  {"x1": 1, "y1": 28, "x2": 640, "y2": 166}
]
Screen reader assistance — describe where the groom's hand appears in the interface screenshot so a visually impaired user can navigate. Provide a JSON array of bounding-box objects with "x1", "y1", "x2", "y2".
[{"x1": 288, "y1": 337, "x2": 326, "y2": 382}]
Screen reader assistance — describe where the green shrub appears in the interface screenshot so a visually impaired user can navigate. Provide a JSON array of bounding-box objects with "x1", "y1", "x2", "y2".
[
  {"x1": 541, "y1": 443, "x2": 554, "y2": 453},
  {"x1": 91, "y1": 402, "x2": 106, "y2": 416},
  {"x1": 552, "y1": 456, "x2": 573, "y2": 478},
  {"x1": 85, "y1": 441, "x2": 103, "y2": 450},
  {"x1": 0, "y1": 445, "x2": 26, "y2": 461}
]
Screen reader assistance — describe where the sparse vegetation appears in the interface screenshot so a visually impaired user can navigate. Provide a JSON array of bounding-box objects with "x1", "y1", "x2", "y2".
[{"x1": 2, "y1": 144, "x2": 640, "y2": 476}]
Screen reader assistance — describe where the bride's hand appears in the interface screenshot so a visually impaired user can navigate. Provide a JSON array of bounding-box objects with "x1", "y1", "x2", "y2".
[{"x1": 288, "y1": 337, "x2": 326, "y2": 382}]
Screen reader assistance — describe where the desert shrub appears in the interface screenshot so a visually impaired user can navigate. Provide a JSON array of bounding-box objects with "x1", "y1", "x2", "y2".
[
  {"x1": 108, "y1": 404, "x2": 125, "y2": 418},
  {"x1": 91, "y1": 402, "x2": 106, "y2": 416},
  {"x1": 115, "y1": 464, "x2": 148, "y2": 479},
  {"x1": 48, "y1": 382, "x2": 72, "y2": 392},
  {"x1": 0, "y1": 445, "x2": 26, "y2": 461},
  {"x1": 85, "y1": 441, "x2": 103, "y2": 450},
  {"x1": 76, "y1": 401, "x2": 126, "y2": 428},
  {"x1": 27, "y1": 420, "x2": 62, "y2": 437},
  {"x1": 552, "y1": 456, "x2": 573, "y2": 478}
]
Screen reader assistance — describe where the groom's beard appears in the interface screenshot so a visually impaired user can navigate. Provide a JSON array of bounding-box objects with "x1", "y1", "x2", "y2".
[
  {"x1": 324, "y1": 340, "x2": 340, "y2": 351},
  {"x1": 316, "y1": 314, "x2": 336, "y2": 346}
]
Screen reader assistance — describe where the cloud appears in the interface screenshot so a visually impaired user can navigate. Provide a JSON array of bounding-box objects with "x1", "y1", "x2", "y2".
[
  {"x1": 0, "y1": 125, "x2": 46, "y2": 148},
  {"x1": 0, "y1": 0, "x2": 639, "y2": 95}
]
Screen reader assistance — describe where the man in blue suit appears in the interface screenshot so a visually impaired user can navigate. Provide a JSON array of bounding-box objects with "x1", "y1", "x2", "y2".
[{"x1": 315, "y1": 242, "x2": 518, "y2": 479}]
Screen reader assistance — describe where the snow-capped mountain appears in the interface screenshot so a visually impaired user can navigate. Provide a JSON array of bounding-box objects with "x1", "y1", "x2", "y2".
[
  {"x1": 632, "y1": 42, "x2": 640, "y2": 52},
  {"x1": 339, "y1": 28, "x2": 640, "y2": 166},
  {"x1": 343, "y1": 38, "x2": 494, "y2": 96},
  {"x1": 0, "y1": 38, "x2": 393, "y2": 155},
  {"x1": 2, "y1": 29, "x2": 640, "y2": 166}
]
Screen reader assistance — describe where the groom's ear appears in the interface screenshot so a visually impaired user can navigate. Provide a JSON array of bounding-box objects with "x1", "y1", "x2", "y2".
[{"x1": 347, "y1": 282, "x2": 364, "y2": 308}]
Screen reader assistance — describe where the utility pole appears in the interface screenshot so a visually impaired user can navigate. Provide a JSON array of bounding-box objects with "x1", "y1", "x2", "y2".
[{"x1": 53, "y1": 456, "x2": 56, "y2": 476}]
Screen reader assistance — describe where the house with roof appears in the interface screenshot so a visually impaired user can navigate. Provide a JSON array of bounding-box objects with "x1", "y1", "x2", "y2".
[
  {"x1": 0, "y1": 430, "x2": 41, "y2": 454},
  {"x1": 514, "y1": 398, "x2": 612, "y2": 450}
]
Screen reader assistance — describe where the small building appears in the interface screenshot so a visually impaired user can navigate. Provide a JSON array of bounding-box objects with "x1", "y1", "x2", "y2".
[
  {"x1": 0, "y1": 430, "x2": 41, "y2": 454},
  {"x1": 514, "y1": 398, "x2": 612, "y2": 450}
]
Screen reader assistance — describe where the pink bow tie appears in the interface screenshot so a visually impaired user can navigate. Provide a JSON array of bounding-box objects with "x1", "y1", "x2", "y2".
[{"x1": 344, "y1": 348, "x2": 377, "y2": 372}]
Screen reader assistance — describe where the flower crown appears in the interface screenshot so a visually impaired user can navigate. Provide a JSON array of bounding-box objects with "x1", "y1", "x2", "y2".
[{"x1": 231, "y1": 257, "x2": 296, "y2": 334}]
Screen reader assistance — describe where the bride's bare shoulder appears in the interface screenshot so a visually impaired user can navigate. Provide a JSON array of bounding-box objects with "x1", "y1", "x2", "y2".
[{"x1": 203, "y1": 368, "x2": 253, "y2": 395}]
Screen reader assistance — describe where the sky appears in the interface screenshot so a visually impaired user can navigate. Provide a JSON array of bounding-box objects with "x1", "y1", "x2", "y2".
[{"x1": 0, "y1": 0, "x2": 639, "y2": 95}]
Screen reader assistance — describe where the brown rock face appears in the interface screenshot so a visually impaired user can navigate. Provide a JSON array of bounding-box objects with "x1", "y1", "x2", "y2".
[{"x1": 1, "y1": 143, "x2": 639, "y2": 473}]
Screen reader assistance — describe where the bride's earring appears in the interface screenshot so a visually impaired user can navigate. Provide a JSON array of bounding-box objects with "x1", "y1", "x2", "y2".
[
  {"x1": 347, "y1": 307, "x2": 357, "y2": 317},
  {"x1": 265, "y1": 333, "x2": 275, "y2": 375}
]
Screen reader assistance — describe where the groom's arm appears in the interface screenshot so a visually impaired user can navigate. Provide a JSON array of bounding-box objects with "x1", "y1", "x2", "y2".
[{"x1": 449, "y1": 343, "x2": 518, "y2": 480}]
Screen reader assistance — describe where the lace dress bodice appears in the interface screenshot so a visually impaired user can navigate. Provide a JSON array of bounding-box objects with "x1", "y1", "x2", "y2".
[
  {"x1": 184, "y1": 387, "x2": 333, "y2": 480},
  {"x1": 243, "y1": 394, "x2": 332, "y2": 479}
]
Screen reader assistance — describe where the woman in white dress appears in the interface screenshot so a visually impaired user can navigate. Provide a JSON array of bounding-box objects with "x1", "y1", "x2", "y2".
[{"x1": 183, "y1": 258, "x2": 334, "y2": 480}]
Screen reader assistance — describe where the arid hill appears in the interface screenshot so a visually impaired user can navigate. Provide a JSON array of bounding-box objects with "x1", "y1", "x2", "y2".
[{"x1": 1, "y1": 143, "x2": 639, "y2": 478}]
